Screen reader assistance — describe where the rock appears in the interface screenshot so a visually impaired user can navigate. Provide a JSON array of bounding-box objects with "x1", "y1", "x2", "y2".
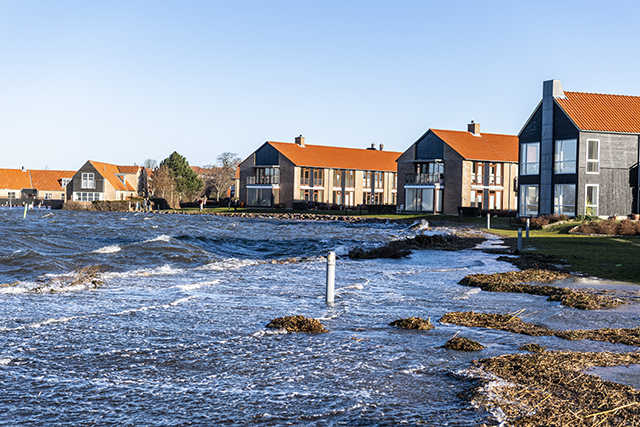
[
  {"x1": 389, "y1": 317, "x2": 434, "y2": 330},
  {"x1": 265, "y1": 315, "x2": 329, "y2": 333},
  {"x1": 443, "y1": 336, "x2": 485, "y2": 351}
]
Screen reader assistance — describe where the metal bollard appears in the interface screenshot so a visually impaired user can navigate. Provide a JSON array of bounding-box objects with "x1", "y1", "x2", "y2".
[
  {"x1": 526, "y1": 218, "x2": 530, "y2": 239},
  {"x1": 517, "y1": 228, "x2": 523, "y2": 252},
  {"x1": 326, "y1": 251, "x2": 336, "y2": 305},
  {"x1": 487, "y1": 213, "x2": 490, "y2": 229}
]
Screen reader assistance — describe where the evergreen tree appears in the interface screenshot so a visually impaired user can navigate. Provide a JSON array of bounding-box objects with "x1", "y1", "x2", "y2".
[{"x1": 159, "y1": 151, "x2": 204, "y2": 201}]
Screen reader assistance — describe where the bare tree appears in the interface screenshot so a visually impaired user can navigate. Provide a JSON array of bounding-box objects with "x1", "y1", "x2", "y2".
[
  {"x1": 150, "y1": 164, "x2": 178, "y2": 208},
  {"x1": 202, "y1": 152, "x2": 241, "y2": 201},
  {"x1": 143, "y1": 159, "x2": 158, "y2": 169}
]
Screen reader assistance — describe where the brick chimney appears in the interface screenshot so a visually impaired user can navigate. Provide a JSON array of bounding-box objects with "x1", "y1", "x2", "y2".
[
  {"x1": 468, "y1": 121, "x2": 480, "y2": 136},
  {"x1": 295, "y1": 134, "x2": 305, "y2": 147}
]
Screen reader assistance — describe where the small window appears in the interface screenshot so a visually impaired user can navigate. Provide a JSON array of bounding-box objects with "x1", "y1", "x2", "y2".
[
  {"x1": 520, "y1": 142, "x2": 540, "y2": 175},
  {"x1": 586, "y1": 185, "x2": 599, "y2": 216},
  {"x1": 554, "y1": 184, "x2": 576, "y2": 216},
  {"x1": 587, "y1": 139, "x2": 599, "y2": 174},
  {"x1": 554, "y1": 139, "x2": 577, "y2": 174},
  {"x1": 81, "y1": 173, "x2": 95, "y2": 189}
]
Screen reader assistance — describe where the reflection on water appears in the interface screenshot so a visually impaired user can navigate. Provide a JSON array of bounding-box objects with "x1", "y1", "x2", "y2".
[{"x1": 0, "y1": 209, "x2": 638, "y2": 425}]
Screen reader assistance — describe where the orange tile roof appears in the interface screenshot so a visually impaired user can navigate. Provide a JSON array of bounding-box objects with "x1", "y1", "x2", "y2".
[
  {"x1": 266, "y1": 141, "x2": 401, "y2": 172},
  {"x1": 555, "y1": 91, "x2": 640, "y2": 133},
  {"x1": 29, "y1": 170, "x2": 75, "y2": 191},
  {"x1": 430, "y1": 129, "x2": 518, "y2": 162},
  {"x1": 0, "y1": 169, "x2": 32, "y2": 190},
  {"x1": 118, "y1": 165, "x2": 140, "y2": 174},
  {"x1": 89, "y1": 161, "x2": 137, "y2": 191}
]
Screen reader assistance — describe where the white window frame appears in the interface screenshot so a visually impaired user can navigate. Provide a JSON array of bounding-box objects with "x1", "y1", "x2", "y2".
[
  {"x1": 520, "y1": 184, "x2": 539, "y2": 216},
  {"x1": 585, "y1": 184, "x2": 599, "y2": 216},
  {"x1": 81, "y1": 173, "x2": 95, "y2": 189},
  {"x1": 554, "y1": 184, "x2": 576, "y2": 216},
  {"x1": 520, "y1": 142, "x2": 540, "y2": 175},
  {"x1": 554, "y1": 139, "x2": 577, "y2": 174},
  {"x1": 586, "y1": 139, "x2": 600, "y2": 174}
]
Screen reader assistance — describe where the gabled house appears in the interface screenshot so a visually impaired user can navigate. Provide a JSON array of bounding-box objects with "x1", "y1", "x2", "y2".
[
  {"x1": 396, "y1": 123, "x2": 519, "y2": 214},
  {"x1": 239, "y1": 136, "x2": 401, "y2": 208},
  {"x1": 518, "y1": 80, "x2": 640, "y2": 217},
  {"x1": 0, "y1": 168, "x2": 74, "y2": 205},
  {"x1": 66, "y1": 161, "x2": 142, "y2": 202}
]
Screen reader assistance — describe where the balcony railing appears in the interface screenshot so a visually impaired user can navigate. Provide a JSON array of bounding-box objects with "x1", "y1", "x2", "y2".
[
  {"x1": 405, "y1": 172, "x2": 443, "y2": 184},
  {"x1": 247, "y1": 175, "x2": 280, "y2": 185},
  {"x1": 300, "y1": 178, "x2": 324, "y2": 187}
]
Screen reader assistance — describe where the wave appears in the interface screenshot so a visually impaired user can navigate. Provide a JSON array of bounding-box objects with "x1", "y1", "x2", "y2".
[
  {"x1": 143, "y1": 235, "x2": 171, "y2": 243},
  {"x1": 175, "y1": 280, "x2": 220, "y2": 292},
  {"x1": 453, "y1": 288, "x2": 481, "y2": 300},
  {"x1": 251, "y1": 328, "x2": 289, "y2": 337},
  {"x1": 93, "y1": 245, "x2": 122, "y2": 254},
  {"x1": 103, "y1": 264, "x2": 183, "y2": 279},
  {"x1": 197, "y1": 258, "x2": 259, "y2": 271}
]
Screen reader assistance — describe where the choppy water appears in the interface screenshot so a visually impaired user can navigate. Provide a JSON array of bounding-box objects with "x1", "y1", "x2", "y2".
[{"x1": 1, "y1": 209, "x2": 638, "y2": 426}]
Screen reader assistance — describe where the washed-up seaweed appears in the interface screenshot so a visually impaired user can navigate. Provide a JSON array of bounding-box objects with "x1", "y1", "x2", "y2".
[
  {"x1": 440, "y1": 311, "x2": 640, "y2": 346},
  {"x1": 389, "y1": 317, "x2": 434, "y2": 330},
  {"x1": 265, "y1": 315, "x2": 329, "y2": 333},
  {"x1": 349, "y1": 234, "x2": 486, "y2": 259},
  {"x1": 459, "y1": 269, "x2": 622, "y2": 310},
  {"x1": 472, "y1": 351, "x2": 640, "y2": 426},
  {"x1": 443, "y1": 336, "x2": 485, "y2": 351}
]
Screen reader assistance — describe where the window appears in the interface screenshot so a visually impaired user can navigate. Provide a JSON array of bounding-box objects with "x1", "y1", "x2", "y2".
[
  {"x1": 587, "y1": 139, "x2": 600, "y2": 174},
  {"x1": 520, "y1": 142, "x2": 540, "y2": 175},
  {"x1": 313, "y1": 169, "x2": 324, "y2": 187},
  {"x1": 81, "y1": 173, "x2": 95, "y2": 189},
  {"x1": 405, "y1": 188, "x2": 442, "y2": 212},
  {"x1": 415, "y1": 162, "x2": 444, "y2": 184},
  {"x1": 333, "y1": 170, "x2": 343, "y2": 188},
  {"x1": 247, "y1": 188, "x2": 273, "y2": 206},
  {"x1": 74, "y1": 192, "x2": 102, "y2": 202},
  {"x1": 61, "y1": 178, "x2": 71, "y2": 187},
  {"x1": 391, "y1": 173, "x2": 397, "y2": 190},
  {"x1": 333, "y1": 190, "x2": 342, "y2": 204},
  {"x1": 344, "y1": 170, "x2": 355, "y2": 187},
  {"x1": 470, "y1": 190, "x2": 483, "y2": 209},
  {"x1": 489, "y1": 163, "x2": 502, "y2": 185},
  {"x1": 373, "y1": 172, "x2": 384, "y2": 189},
  {"x1": 520, "y1": 185, "x2": 539, "y2": 216},
  {"x1": 554, "y1": 139, "x2": 577, "y2": 174},
  {"x1": 586, "y1": 185, "x2": 598, "y2": 216},
  {"x1": 363, "y1": 171, "x2": 372, "y2": 188},
  {"x1": 300, "y1": 168, "x2": 311, "y2": 186},
  {"x1": 554, "y1": 184, "x2": 576, "y2": 216},
  {"x1": 8, "y1": 192, "x2": 16, "y2": 200},
  {"x1": 250, "y1": 168, "x2": 279, "y2": 185},
  {"x1": 472, "y1": 162, "x2": 483, "y2": 184},
  {"x1": 44, "y1": 193, "x2": 52, "y2": 200}
]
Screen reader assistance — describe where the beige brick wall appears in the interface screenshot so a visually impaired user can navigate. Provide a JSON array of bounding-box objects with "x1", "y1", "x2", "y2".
[{"x1": 442, "y1": 145, "x2": 464, "y2": 215}]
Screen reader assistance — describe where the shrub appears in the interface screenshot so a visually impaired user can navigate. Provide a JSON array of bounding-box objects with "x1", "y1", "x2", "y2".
[{"x1": 618, "y1": 219, "x2": 638, "y2": 235}]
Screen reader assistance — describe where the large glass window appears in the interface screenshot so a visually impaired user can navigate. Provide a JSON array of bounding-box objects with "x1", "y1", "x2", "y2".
[
  {"x1": 405, "y1": 188, "x2": 439, "y2": 212},
  {"x1": 489, "y1": 163, "x2": 502, "y2": 185},
  {"x1": 74, "y1": 192, "x2": 102, "y2": 202},
  {"x1": 247, "y1": 188, "x2": 273, "y2": 206},
  {"x1": 554, "y1": 139, "x2": 577, "y2": 174},
  {"x1": 554, "y1": 184, "x2": 576, "y2": 216},
  {"x1": 81, "y1": 173, "x2": 95, "y2": 189},
  {"x1": 300, "y1": 168, "x2": 311, "y2": 186},
  {"x1": 520, "y1": 185, "x2": 539, "y2": 216},
  {"x1": 363, "y1": 171, "x2": 372, "y2": 188},
  {"x1": 252, "y1": 168, "x2": 279, "y2": 185},
  {"x1": 373, "y1": 172, "x2": 384, "y2": 189},
  {"x1": 415, "y1": 162, "x2": 444, "y2": 184},
  {"x1": 333, "y1": 170, "x2": 343, "y2": 188},
  {"x1": 472, "y1": 162, "x2": 483, "y2": 184},
  {"x1": 586, "y1": 185, "x2": 598, "y2": 216},
  {"x1": 520, "y1": 142, "x2": 540, "y2": 175},
  {"x1": 313, "y1": 169, "x2": 324, "y2": 187},
  {"x1": 587, "y1": 139, "x2": 600, "y2": 174},
  {"x1": 344, "y1": 170, "x2": 355, "y2": 187}
]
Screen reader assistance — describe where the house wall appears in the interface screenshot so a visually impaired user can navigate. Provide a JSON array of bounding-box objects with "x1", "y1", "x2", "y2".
[
  {"x1": 577, "y1": 131, "x2": 639, "y2": 216},
  {"x1": 279, "y1": 155, "x2": 295, "y2": 207},
  {"x1": 395, "y1": 144, "x2": 416, "y2": 209},
  {"x1": 68, "y1": 162, "x2": 105, "y2": 200},
  {"x1": 442, "y1": 145, "x2": 463, "y2": 215}
]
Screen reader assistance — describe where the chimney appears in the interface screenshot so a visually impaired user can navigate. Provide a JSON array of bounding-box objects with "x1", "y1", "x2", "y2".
[
  {"x1": 468, "y1": 121, "x2": 480, "y2": 136},
  {"x1": 379, "y1": 143, "x2": 384, "y2": 151},
  {"x1": 543, "y1": 79, "x2": 566, "y2": 99},
  {"x1": 367, "y1": 143, "x2": 376, "y2": 150},
  {"x1": 295, "y1": 134, "x2": 305, "y2": 147}
]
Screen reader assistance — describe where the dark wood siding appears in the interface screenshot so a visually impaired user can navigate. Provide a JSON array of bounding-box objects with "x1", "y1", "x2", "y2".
[
  {"x1": 552, "y1": 103, "x2": 579, "y2": 141},
  {"x1": 255, "y1": 144, "x2": 280, "y2": 166},
  {"x1": 69, "y1": 162, "x2": 104, "y2": 194},
  {"x1": 415, "y1": 132, "x2": 444, "y2": 160},
  {"x1": 519, "y1": 105, "x2": 542, "y2": 143}
]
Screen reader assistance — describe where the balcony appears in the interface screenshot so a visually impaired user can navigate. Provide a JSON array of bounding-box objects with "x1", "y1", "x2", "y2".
[
  {"x1": 300, "y1": 178, "x2": 324, "y2": 187},
  {"x1": 405, "y1": 172, "x2": 443, "y2": 185},
  {"x1": 247, "y1": 175, "x2": 280, "y2": 185}
]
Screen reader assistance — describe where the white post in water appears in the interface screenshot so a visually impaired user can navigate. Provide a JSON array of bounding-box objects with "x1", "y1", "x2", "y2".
[
  {"x1": 517, "y1": 228, "x2": 523, "y2": 252},
  {"x1": 526, "y1": 218, "x2": 530, "y2": 239},
  {"x1": 23, "y1": 204, "x2": 28, "y2": 219},
  {"x1": 487, "y1": 213, "x2": 490, "y2": 229},
  {"x1": 326, "y1": 251, "x2": 336, "y2": 305}
]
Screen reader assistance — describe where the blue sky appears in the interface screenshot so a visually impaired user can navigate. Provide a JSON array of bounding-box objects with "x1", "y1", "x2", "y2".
[{"x1": 2, "y1": 0, "x2": 640, "y2": 170}]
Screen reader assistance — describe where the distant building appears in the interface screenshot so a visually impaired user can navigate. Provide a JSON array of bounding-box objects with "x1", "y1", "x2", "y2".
[
  {"x1": 396, "y1": 123, "x2": 519, "y2": 214},
  {"x1": 0, "y1": 168, "x2": 74, "y2": 204},
  {"x1": 239, "y1": 136, "x2": 401, "y2": 208},
  {"x1": 519, "y1": 80, "x2": 640, "y2": 217},
  {"x1": 66, "y1": 161, "x2": 143, "y2": 202}
]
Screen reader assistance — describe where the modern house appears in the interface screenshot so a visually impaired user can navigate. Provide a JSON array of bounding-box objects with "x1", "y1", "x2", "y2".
[
  {"x1": 0, "y1": 168, "x2": 74, "y2": 205},
  {"x1": 66, "y1": 161, "x2": 143, "y2": 202},
  {"x1": 518, "y1": 80, "x2": 640, "y2": 217},
  {"x1": 238, "y1": 136, "x2": 401, "y2": 208},
  {"x1": 396, "y1": 123, "x2": 519, "y2": 214}
]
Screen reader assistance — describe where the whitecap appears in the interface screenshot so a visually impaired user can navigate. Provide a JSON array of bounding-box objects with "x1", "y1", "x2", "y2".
[
  {"x1": 144, "y1": 235, "x2": 171, "y2": 243},
  {"x1": 93, "y1": 245, "x2": 121, "y2": 254},
  {"x1": 104, "y1": 264, "x2": 182, "y2": 279},
  {"x1": 0, "y1": 358, "x2": 11, "y2": 366},
  {"x1": 175, "y1": 280, "x2": 219, "y2": 292},
  {"x1": 333, "y1": 245, "x2": 350, "y2": 256},
  {"x1": 197, "y1": 258, "x2": 259, "y2": 271},
  {"x1": 340, "y1": 283, "x2": 364, "y2": 291},
  {"x1": 252, "y1": 329, "x2": 289, "y2": 337},
  {"x1": 453, "y1": 288, "x2": 481, "y2": 300}
]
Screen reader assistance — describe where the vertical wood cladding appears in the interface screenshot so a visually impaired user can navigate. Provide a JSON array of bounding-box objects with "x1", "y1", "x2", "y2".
[
  {"x1": 70, "y1": 162, "x2": 104, "y2": 194},
  {"x1": 519, "y1": 105, "x2": 542, "y2": 143},
  {"x1": 255, "y1": 144, "x2": 280, "y2": 166},
  {"x1": 416, "y1": 132, "x2": 444, "y2": 159}
]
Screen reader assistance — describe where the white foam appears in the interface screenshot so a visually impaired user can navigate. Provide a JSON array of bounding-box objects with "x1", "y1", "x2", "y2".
[
  {"x1": 453, "y1": 288, "x2": 481, "y2": 300},
  {"x1": 176, "y1": 280, "x2": 219, "y2": 291},
  {"x1": 111, "y1": 296, "x2": 195, "y2": 316},
  {"x1": 333, "y1": 245, "x2": 350, "y2": 256},
  {"x1": 340, "y1": 283, "x2": 364, "y2": 291},
  {"x1": 104, "y1": 264, "x2": 182, "y2": 279},
  {"x1": 252, "y1": 328, "x2": 289, "y2": 337},
  {"x1": 93, "y1": 245, "x2": 121, "y2": 254},
  {"x1": 197, "y1": 258, "x2": 259, "y2": 271},
  {"x1": 144, "y1": 235, "x2": 171, "y2": 243},
  {"x1": 0, "y1": 358, "x2": 10, "y2": 365}
]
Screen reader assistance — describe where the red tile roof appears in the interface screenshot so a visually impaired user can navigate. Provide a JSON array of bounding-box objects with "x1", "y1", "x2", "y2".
[
  {"x1": 266, "y1": 142, "x2": 401, "y2": 172},
  {"x1": 430, "y1": 129, "x2": 518, "y2": 162},
  {"x1": 0, "y1": 169, "x2": 32, "y2": 190},
  {"x1": 555, "y1": 91, "x2": 640, "y2": 133},
  {"x1": 89, "y1": 161, "x2": 137, "y2": 191},
  {"x1": 29, "y1": 170, "x2": 75, "y2": 191}
]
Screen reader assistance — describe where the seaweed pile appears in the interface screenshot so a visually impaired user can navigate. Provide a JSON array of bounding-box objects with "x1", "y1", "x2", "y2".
[
  {"x1": 459, "y1": 270, "x2": 622, "y2": 310},
  {"x1": 441, "y1": 311, "x2": 640, "y2": 346},
  {"x1": 389, "y1": 317, "x2": 434, "y2": 330},
  {"x1": 265, "y1": 315, "x2": 329, "y2": 333},
  {"x1": 472, "y1": 351, "x2": 640, "y2": 426},
  {"x1": 443, "y1": 336, "x2": 485, "y2": 351},
  {"x1": 349, "y1": 234, "x2": 486, "y2": 259},
  {"x1": 27, "y1": 265, "x2": 106, "y2": 293}
]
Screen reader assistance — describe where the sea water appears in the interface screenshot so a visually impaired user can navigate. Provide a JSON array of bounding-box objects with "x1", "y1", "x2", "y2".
[{"x1": 0, "y1": 209, "x2": 638, "y2": 426}]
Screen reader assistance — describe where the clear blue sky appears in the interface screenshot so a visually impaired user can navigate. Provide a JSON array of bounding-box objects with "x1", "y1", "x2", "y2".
[{"x1": 2, "y1": 0, "x2": 640, "y2": 170}]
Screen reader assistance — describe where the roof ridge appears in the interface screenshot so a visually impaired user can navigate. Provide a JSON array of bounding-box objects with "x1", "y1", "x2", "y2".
[
  {"x1": 430, "y1": 128, "x2": 516, "y2": 137},
  {"x1": 565, "y1": 90, "x2": 640, "y2": 99},
  {"x1": 268, "y1": 141, "x2": 402, "y2": 153}
]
